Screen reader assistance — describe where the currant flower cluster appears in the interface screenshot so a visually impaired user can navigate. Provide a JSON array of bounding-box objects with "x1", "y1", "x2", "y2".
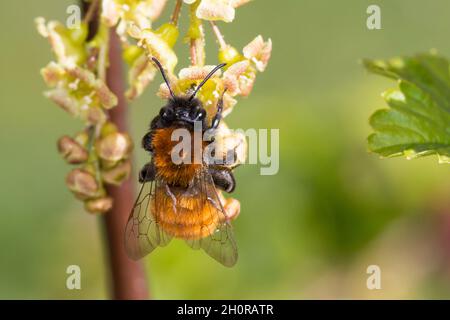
[
  {"x1": 36, "y1": 0, "x2": 272, "y2": 216},
  {"x1": 36, "y1": 4, "x2": 134, "y2": 214}
]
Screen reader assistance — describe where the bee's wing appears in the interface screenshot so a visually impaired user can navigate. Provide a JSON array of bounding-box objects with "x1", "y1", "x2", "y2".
[
  {"x1": 124, "y1": 172, "x2": 172, "y2": 260},
  {"x1": 185, "y1": 168, "x2": 238, "y2": 267}
]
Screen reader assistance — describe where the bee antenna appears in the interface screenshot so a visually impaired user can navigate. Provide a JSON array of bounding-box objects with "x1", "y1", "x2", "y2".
[
  {"x1": 189, "y1": 63, "x2": 227, "y2": 101},
  {"x1": 151, "y1": 57, "x2": 176, "y2": 99}
]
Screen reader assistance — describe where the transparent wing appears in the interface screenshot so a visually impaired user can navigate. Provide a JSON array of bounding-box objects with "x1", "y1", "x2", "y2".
[
  {"x1": 185, "y1": 168, "x2": 238, "y2": 267},
  {"x1": 124, "y1": 170, "x2": 172, "y2": 260}
]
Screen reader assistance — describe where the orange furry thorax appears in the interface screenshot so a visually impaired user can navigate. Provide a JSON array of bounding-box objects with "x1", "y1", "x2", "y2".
[{"x1": 152, "y1": 126, "x2": 208, "y2": 187}]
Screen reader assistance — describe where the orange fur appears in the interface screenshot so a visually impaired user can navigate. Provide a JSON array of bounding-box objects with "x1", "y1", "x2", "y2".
[
  {"x1": 152, "y1": 127, "x2": 208, "y2": 187},
  {"x1": 151, "y1": 188, "x2": 221, "y2": 240},
  {"x1": 151, "y1": 126, "x2": 220, "y2": 240}
]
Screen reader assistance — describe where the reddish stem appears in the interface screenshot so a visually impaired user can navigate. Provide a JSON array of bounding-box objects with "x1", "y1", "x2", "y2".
[
  {"x1": 210, "y1": 21, "x2": 227, "y2": 50},
  {"x1": 103, "y1": 29, "x2": 148, "y2": 300},
  {"x1": 189, "y1": 26, "x2": 205, "y2": 66},
  {"x1": 190, "y1": 39, "x2": 198, "y2": 66},
  {"x1": 170, "y1": 0, "x2": 183, "y2": 26}
]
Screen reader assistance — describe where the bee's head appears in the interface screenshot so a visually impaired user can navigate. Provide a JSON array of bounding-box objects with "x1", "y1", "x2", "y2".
[
  {"x1": 159, "y1": 96, "x2": 207, "y2": 127},
  {"x1": 151, "y1": 57, "x2": 226, "y2": 129}
]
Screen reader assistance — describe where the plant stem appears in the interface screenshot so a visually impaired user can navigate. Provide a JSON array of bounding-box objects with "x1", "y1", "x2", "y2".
[
  {"x1": 210, "y1": 21, "x2": 227, "y2": 50},
  {"x1": 189, "y1": 3, "x2": 205, "y2": 66},
  {"x1": 83, "y1": 0, "x2": 99, "y2": 24},
  {"x1": 104, "y1": 28, "x2": 149, "y2": 300},
  {"x1": 189, "y1": 25, "x2": 205, "y2": 66},
  {"x1": 83, "y1": 0, "x2": 148, "y2": 300},
  {"x1": 189, "y1": 39, "x2": 198, "y2": 66},
  {"x1": 170, "y1": 0, "x2": 183, "y2": 26},
  {"x1": 97, "y1": 25, "x2": 109, "y2": 82}
]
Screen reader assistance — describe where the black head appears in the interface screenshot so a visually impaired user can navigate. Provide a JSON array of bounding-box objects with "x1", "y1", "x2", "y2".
[
  {"x1": 159, "y1": 96, "x2": 207, "y2": 128},
  {"x1": 151, "y1": 57, "x2": 226, "y2": 129}
]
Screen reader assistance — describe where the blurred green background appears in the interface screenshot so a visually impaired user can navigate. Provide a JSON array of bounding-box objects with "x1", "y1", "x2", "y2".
[{"x1": 1, "y1": 0, "x2": 450, "y2": 299}]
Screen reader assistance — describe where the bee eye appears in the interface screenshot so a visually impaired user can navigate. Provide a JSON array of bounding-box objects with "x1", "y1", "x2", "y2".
[
  {"x1": 197, "y1": 109, "x2": 206, "y2": 120},
  {"x1": 160, "y1": 107, "x2": 173, "y2": 120},
  {"x1": 190, "y1": 105, "x2": 200, "y2": 117}
]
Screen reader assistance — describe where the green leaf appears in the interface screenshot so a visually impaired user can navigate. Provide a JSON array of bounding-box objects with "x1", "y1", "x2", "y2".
[{"x1": 364, "y1": 52, "x2": 450, "y2": 163}]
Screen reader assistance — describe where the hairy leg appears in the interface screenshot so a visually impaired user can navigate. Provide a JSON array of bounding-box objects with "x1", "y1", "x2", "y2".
[
  {"x1": 209, "y1": 167, "x2": 235, "y2": 193},
  {"x1": 139, "y1": 161, "x2": 156, "y2": 183},
  {"x1": 209, "y1": 91, "x2": 225, "y2": 130}
]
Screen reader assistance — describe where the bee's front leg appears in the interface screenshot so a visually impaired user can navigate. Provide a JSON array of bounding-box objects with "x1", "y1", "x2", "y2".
[
  {"x1": 209, "y1": 90, "x2": 226, "y2": 130},
  {"x1": 142, "y1": 115, "x2": 165, "y2": 154},
  {"x1": 209, "y1": 167, "x2": 235, "y2": 193},
  {"x1": 142, "y1": 132, "x2": 154, "y2": 153},
  {"x1": 139, "y1": 161, "x2": 156, "y2": 183}
]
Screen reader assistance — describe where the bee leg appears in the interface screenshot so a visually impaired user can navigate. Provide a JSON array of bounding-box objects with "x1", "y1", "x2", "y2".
[
  {"x1": 223, "y1": 148, "x2": 239, "y2": 167},
  {"x1": 139, "y1": 161, "x2": 156, "y2": 183},
  {"x1": 142, "y1": 132, "x2": 154, "y2": 153},
  {"x1": 209, "y1": 90, "x2": 225, "y2": 130},
  {"x1": 142, "y1": 116, "x2": 166, "y2": 154},
  {"x1": 209, "y1": 167, "x2": 235, "y2": 193},
  {"x1": 206, "y1": 146, "x2": 240, "y2": 168}
]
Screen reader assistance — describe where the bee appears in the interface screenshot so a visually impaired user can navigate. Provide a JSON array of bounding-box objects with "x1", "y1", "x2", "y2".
[{"x1": 125, "y1": 57, "x2": 239, "y2": 267}]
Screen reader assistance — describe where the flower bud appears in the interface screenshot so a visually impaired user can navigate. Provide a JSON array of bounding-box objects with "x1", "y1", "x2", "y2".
[
  {"x1": 95, "y1": 82, "x2": 118, "y2": 109},
  {"x1": 84, "y1": 197, "x2": 113, "y2": 214},
  {"x1": 223, "y1": 60, "x2": 250, "y2": 96},
  {"x1": 126, "y1": 53, "x2": 158, "y2": 100},
  {"x1": 218, "y1": 192, "x2": 240, "y2": 221},
  {"x1": 96, "y1": 132, "x2": 133, "y2": 162},
  {"x1": 69, "y1": 22, "x2": 88, "y2": 45},
  {"x1": 35, "y1": 18, "x2": 86, "y2": 65},
  {"x1": 155, "y1": 23, "x2": 179, "y2": 48},
  {"x1": 127, "y1": 25, "x2": 178, "y2": 73},
  {"x1": 196, "y1": 0, "x2": 235, "y2": 23},
  {"x1": 84, "y1": 106, "x2": 107, "y2": 125},
  {"x1": 100, "y1": 159, "x2": 120, "y2": 170},
  {"x1": 218, "y1": 45, "x2": 243, "y2": 65},
  {"x1": 74, "y1": 131, "x2": 89, "y2": 148},
  {"x1": 243, "y1": 35, "x2": 272, "y2": 72},
  {"x1": 86, "y1": 47, "x2": 100, "y2": 71},
  {"x1": 101, "y1": 160, "x2": 132, "y2": 186},
  {"x1": 100, "y1": 122, "x2": 118, "y2": 138},
  {"x1": 224, "y1": 197, "x2": 240, "y2": 221},
  {"x1": 66, "y1": 169, "x2": 99, "y2": 200},
  {"x1": 57, "y1": 136, "x2": 88, "y2": 164},
  {"x1": 44, "y1": 89, "x2": 79, "y2": 116},
  {"x1": 123, "y1": 45, "x2": 144, "y2": 65}
]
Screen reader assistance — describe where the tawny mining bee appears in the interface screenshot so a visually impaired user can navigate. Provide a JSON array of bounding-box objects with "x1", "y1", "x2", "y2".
[{"x1": 125, "y1": 58, "x2": 239, "y2": 267}]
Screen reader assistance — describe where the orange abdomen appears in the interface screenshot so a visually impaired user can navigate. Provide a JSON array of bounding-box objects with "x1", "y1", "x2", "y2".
[{"x1": 151, "y1": 188, "x2": 220, "y2": 240}]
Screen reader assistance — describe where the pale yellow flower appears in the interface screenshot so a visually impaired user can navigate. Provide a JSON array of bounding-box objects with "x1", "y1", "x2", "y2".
[
  {"x1": 125, "y1": 52, "x2": 158, "y2": 100},
  {"x1": 184, "y1": 0, "x2": 252, "y2": 23},
  {"x1": 102, "y1": 0, "x2": 168, "y2": 37},
  {"x1": 35, "y1": 17, "x2": 86, "y2": 67},
  {"x1": 41, "y1": 62, "x2": 117, "y2": 123},
  {"x1": 125, "y1": 23, "x2": 178, "y2": 99},
  {"x1": 218, "y1": 35, "x2": 272, "y2": 96},
  {"x1": 156, "y1": 63, "x2": 249, "y2": 119},
  {"x1": 128, "y1": 24, "x2": 177, "y2": 71},
  {"x1": 243, "y1": 35, "x2": 272, "y2": 72}
]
